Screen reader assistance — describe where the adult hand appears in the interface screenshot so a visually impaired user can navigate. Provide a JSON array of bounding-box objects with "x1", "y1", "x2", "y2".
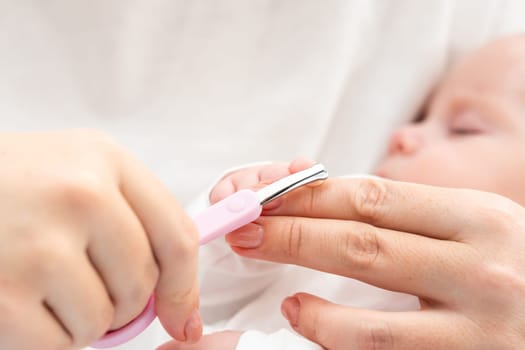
[
  {"x1": 157, "y1": 331, "x2": 242, "y2": 350},
  {"x1": 0, "y1": 130, "x2": 201, "y2": 349},
  {"x1": 226, "y1": 177, "x2": 525, "y2": 349}
]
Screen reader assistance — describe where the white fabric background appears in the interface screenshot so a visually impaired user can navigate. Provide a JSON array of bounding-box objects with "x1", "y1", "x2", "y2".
[{"x1": 1, "y1": 1, "x2": 524, "y2": 349}]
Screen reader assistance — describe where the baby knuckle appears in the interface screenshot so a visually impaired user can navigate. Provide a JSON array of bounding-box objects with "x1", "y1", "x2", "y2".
[
  {"x1": 339, "y1": 226, "x2": 380, "y2": 270},
  {"x1": 354, "y1": 179, "x2": 388, "y2": 223},
  {"x1": 356, "y1": 321, "x2": 394, "y2": 350}
]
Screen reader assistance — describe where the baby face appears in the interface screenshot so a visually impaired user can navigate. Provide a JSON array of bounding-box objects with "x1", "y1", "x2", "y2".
[{"x1": 375, "y1": 36, "x2": 525, "y2": 204}]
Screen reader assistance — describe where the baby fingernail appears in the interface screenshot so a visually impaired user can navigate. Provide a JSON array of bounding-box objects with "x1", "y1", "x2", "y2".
[
  {"x1": 184, "y1": 309, "x2": 202, "y2": 343},
  {"x1": 226, "y1": 223, "x2": 264, "y2": 248},
  {"x1": 281, "y1": 296, "x2": 300, "y2": 327}
]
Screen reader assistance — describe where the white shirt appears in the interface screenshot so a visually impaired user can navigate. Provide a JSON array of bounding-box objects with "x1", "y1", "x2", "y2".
[{"x1": 1, "y1": 1, "x2": 524, "y2": 349}]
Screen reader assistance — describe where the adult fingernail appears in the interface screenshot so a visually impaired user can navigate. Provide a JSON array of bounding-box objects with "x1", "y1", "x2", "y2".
[
  {"x1": 226, "y1": 223, "x2": 264, "y2": 248},
  {"x1": 281, "y1": 296, "x2": 300, "y2": 327},
  {"x1": 184, "y1": 309, "x2": 202, "y2": 343}
]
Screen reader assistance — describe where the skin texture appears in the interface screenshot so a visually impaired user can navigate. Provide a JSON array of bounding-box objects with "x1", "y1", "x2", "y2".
[
  {"x1": 234, "y1": 178, "x2": 525, "y2": 349},
  {"x1": 0, "y1": 130, "x2": 202, "y2": 349},
  {"x1": 159, "y1": 36, "x2": 525, "y2": 350},
  {"x1": 375, "y1": 36, "x2": 525, "y2": 204}
]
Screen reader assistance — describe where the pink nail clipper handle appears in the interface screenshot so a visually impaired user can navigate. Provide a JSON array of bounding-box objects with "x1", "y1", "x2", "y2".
[
  {"x1": 195, "y1": 189, "x2": 262, "y2": 245},
  {"x1": 91, "y1": 189, "x2": 262, "y2": 348}
]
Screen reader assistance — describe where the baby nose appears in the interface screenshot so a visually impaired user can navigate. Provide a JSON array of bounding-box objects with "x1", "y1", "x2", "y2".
[{"x1": 387, "y1": 125, "x2": 421, "y2": 156}]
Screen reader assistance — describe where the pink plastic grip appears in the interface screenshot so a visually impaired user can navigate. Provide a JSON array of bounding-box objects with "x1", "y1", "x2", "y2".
[
  {"x1": 195, "y1": 189, "x2": 262, "y2": 244},
  {"x1": 91, "y1": 189, "x2": 262, "y2": 348}
]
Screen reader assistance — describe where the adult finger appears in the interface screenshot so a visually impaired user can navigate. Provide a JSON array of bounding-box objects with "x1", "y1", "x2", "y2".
[
  {"x1": 85, "y1": 191, "x2": 159, "y2": 330},
  {"x1": 8, "y1": 224, "x2": 114, "y2": 346},
  {"x1": 281, "y1": 293, "x2": 478, "y2": 350},
  {"x1": 228, "y1": 217, "x2": 474, "y2": 300},
  {"x1": 0, "y1": 292, "x2": 73, "y2": 349},
  {"x1": 118, "y1": 152, "x2": 201, "y2": 342},
  {"x1": 264, "y1": 177, "x2": 518, "y2": 241},
  {"x1": 42, "y1": 250, "x2": 114, "y2": 346}
]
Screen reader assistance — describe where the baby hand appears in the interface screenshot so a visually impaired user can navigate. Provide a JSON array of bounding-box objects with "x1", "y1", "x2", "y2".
[{"x1": 209, "y1": 158, "x2": 315, "y2": 210}]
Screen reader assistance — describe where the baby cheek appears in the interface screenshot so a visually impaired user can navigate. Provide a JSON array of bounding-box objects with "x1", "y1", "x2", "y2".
[
  {"x1": 377, "y1": 144, "x2": 470, "y2": 186},
  {"x1": 398, "y1": 153, "x2": 466, "y2": 186},
  {"x1": 416, "y1": 154, "x2": 490, "y2": 189}
]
